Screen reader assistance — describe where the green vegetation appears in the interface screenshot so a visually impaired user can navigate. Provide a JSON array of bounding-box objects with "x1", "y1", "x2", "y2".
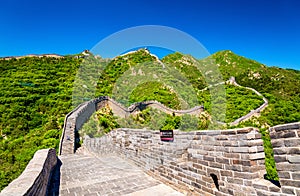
[
  {"x1": 0, "y1": 49, "x2": 299, "y2": 189},
  {"x1": 0, "y1": 56, "x2": 81, "y2": 190},
  {"x1": 260, "y1": 128, "x2": 279, "y2": 181},
  {"x1": 214, "y1": 50, "x2": 300, "y2": 126},
  {"x1": 129, "y1": 81, "x2": 181, "y2": 109},
  {"x1": 96, "y1": 50, "x2": 156, "y2": 97}
]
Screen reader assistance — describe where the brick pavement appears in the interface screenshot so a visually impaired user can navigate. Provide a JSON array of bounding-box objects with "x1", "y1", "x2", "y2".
[{"x1": 48, "y1": 153, "x2": 183, "y2": 196}]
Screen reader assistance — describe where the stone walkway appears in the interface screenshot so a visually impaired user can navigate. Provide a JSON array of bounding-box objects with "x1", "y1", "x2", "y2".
[{"x1": 48, "y1": 153, "x2": 183, "y2": 196}]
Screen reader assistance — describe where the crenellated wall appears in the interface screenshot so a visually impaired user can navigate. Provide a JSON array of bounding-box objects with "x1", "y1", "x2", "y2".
[
  {"x1": 0, "y1": 149, "x2": 57, "y2": 196},
  {"x1": 84, "y1": 123, "x2": 300, "y2": 196}
]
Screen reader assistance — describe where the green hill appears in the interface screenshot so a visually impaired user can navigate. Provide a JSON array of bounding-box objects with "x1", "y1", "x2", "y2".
[
  {"x1": 0, "y1": 56, "x2": 82, "y2": 190},
  {"x1": 213, "y1": 50, "x2": 300, "y2": 127},
  {"x1": 0, "y1": 49, "x2": 299, "y2": 189}
]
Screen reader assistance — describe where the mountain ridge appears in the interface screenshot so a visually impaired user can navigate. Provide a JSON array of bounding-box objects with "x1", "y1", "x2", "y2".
[{"x1": 0, "y1": 49, "x2": 299, "y2": 189}]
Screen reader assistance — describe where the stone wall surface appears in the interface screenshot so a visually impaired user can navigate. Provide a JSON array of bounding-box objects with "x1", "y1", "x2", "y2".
[
  {"x1": 0, "y1": 149, "x2": 57, "y2": 196},
  {"x1": 58, "y1": 95, "x2": 299, "y2": 195},
  {"x1": 84, "y1": 127, "x2": 296, "y2": 196},
  {"x1": 270, "y1": 122, "x2": 300, "y2": 196}
]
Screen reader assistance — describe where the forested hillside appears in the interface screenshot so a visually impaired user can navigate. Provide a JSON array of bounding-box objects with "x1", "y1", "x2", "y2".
[
  {"x1": 0, "y1": 49, "x2": 299, "y2": 189},
  {"x1": 0, "y1": 56, "x2": 82, "y2": 190},
  {"x1": 214, "y1": 50, "x2": 300, "y2": 127}
]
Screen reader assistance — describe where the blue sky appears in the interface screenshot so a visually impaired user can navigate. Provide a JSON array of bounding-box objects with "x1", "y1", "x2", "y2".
[{"x1": 0, "y1": 0, "x2": 299, "y2": 70}]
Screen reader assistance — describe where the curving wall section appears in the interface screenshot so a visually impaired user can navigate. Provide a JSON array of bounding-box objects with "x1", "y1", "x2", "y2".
[{"x1": 59, "y1": 96, "x2": 204, "y2": 155}]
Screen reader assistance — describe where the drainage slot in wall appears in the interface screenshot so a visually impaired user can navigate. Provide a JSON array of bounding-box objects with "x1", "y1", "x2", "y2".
[{"x1": 210, "y1": 173, "x2": 219, "y2": 190}]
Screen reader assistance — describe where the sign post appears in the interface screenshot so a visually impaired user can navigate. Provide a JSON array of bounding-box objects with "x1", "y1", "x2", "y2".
[{"x1": 160, "y1": 130, "x2": 174, "y2": 142}]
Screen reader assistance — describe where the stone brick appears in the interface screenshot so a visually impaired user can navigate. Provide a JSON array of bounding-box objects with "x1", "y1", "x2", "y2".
[
  {"x1": 186, "y1": 175, "x2": 196, "y2": 182},
  {"x1": 273, "y1": 148, "x2": 287, "y2": 155},
  {"x1": 202, "y1": 175, "x2": 214, "y2": 183},
  {"x1": 233, "y1": 178, "x2": 244, "y2": 185},
  {"x1": 243, "y1": 180, "x2": 252, "y2": 186},
  {"x1": 209, "y1": 162, "x2": 223, "y2": 169},
  {"x1": 247, "y1": 140, "x2": 263, "y2": 147},
  {"x1": 255, "y1": 190, "x2": 271, "y2": 196},
  {"x1": 221, "y1": 170, "x2": 233, "y2": 177},
  {"x1": 237, "y1": 128, "x2": 253, "y2": 134},
  {"x1": 233, "y1": 171, "x2": 259, "y2": 179},
  {"x1": 203, "y1": 156, "x2": 215, "y2": 162},
  {"x1": 237, "y1": 140, "x2": 248, "y2": 147},
  {"x1": 276, "y1": 163, "x2": 300, "y2": 171},
  {"x1": 193, "y1": 163, "x2": 203, "y2": 170},
  {"x1": 246, "y1": 133, "x2": 257, "y2": 140},
  {"x1": 296, "y1": 189, "x2": 300, "y2": 196},
  {"x1": 215, "y1": 135, "x2": 228, "y2": 141},
  {"x1": 196, "y1": 178, "x2": 207, "y2": 187},
  {"x1": 271, "y1": 139, "x2": 285, "y2": 148},
  {"x1": 218, "y1": 187, "x2": 229, "y2": 194},
  {"x1": 241, "y1": 186, "x2": 256, "y2": 193},
  {"x1": 273, "y1": 147, "x2": 300, "y2": 155},
  {"x1": 287, "y1": 156, "x2": 300, "y2": 163},
  {"x1": 202, "y1": 145, "x2": 214, "y2": 151},
  {"x1": 277, "y1": 171, "x2": 291, "y2": 179},
  {"x1": 253, "y1": 183, "x2": 269, "y2": 191},
  {"x1": 287, "y1": 147, "x2": 300, "y2": 154},
  {"x1": 233, "y1": 191, "x2": 248, "y2": 196},
  {"x1": 174, "y1": 175, "x2": 182, "y2": 182},
  {"x1": 178, "y1": 172, "x2": 187, "y2": 178},
  {"x1": 214, "y1": 146, "x2": 226, "y2": 152},
  {"x1": 197, "y1": 160, "x2": 209, "y2": 166},
  {"x1": 274, "y1": 155, "x2": 287, "y2": 163},
  {"x1": 269, "y1": 185, "x2": 281, "y2": 192},
  {"x1": 196, "y1": 169, "x2": 206, "y2": 176},
  {"x1": 271, "y1": 130, "x2": 296, "y2": 139},
  {"x1": 292, "y1": 172, "x2": 300, "y2": 180},
  {"x1": 223, "y1": 141, "x2": 239, "y2": 147},
  {"x1": 249, "y1": 152, "x2": 265, "y2": 160},
  {"x1": 216, "y1": 157, "x2": 230, "y2": 164},
  {"x1": 226, "y1": 177, "x2": 234, "y2": 183},
  {"x1": 232, "y1": 147, "x2": 249, "y2": 153},
  {"x1": 280, "y1": 179, "x2": 300, "y2": 187},
  {"x1": 182, "y1": 177, "x2": 191, "y2": 185},
  {"x1": 249, "y1": 146, "x2": 264, "y2": 153},
  {"x1": 208, "y1": 151, "x2": 223, "y2": 157},
  {"x1": 221, "y1": 130, "x2": 237, "y2": 135},
  {"x1": 281, "y1": 187, "x2": 295, "y2": 195},
  {"x1": 284, "y1": 138, "x2": 300, "y2": 147},
  {"x1": 215, "y1": 191, "x2": 228, "y2": 196},
  {"x1": 225, "y1": 164, "x2": 242, "y2": 172},
  {"x1": 191, "y1": 181, "x2": 202, "y2": 189},
  {"x1": 224, "y1": 153, "x2": 240, "y2": 159},
  {"x1": 202, "y1": 186, "x2": 214, "y2": 194}
]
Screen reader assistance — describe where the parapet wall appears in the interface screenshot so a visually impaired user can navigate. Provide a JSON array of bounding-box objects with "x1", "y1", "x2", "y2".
[
  {"x1": 84, "y1": 128, "x2": 264, "y2": 195},
  {"x1": 84, "y1": 123, "x2": 300, "y2": 196},
  {"x1": 0, "y1": 149, "x2": 57, "y2": 196},
  {"x1": 60, "y1": 96, "x2": 203, "y2": 155},
  {"x1": 270, "y1": 122, "x2": 300, "y2": 195}
]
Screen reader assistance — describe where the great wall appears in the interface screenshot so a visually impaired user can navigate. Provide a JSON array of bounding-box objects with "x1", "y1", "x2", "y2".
[
  {"x1": 0, "y1": 44, "x2": 298, "y2": 196},
  {"x1": 1, "y1": 92, "x2": 299, "y2": 195}
]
